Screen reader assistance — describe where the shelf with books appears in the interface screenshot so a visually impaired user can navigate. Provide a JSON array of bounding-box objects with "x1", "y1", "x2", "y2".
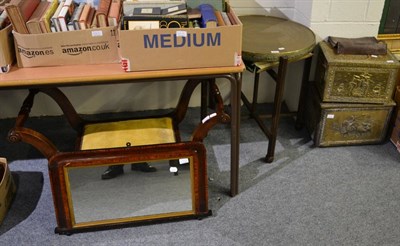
[
  {"x1": 5, "y1": 0, "x2": 122, "y2": 34},
  {"x1": 120, "y1": 0, "x2": 238, "y2": 30}
]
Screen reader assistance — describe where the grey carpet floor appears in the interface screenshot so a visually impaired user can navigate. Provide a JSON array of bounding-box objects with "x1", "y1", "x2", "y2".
[{"x1": 0, "y1": 107, "x2": 399, "y2": 245}]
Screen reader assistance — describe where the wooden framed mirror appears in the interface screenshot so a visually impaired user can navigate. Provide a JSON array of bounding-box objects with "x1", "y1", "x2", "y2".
[{"x1": 47, "y1": 142, "x2": 210, "y2": 235}]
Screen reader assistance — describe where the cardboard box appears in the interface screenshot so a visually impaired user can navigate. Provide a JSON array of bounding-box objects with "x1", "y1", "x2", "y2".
[
  {"x1": 389, "y1": 86, "x2": 400, "y2": 151},
  {"x1": 394, "y1": 85, "x2": 400, "y2": 103},
  {"x1": 0, "y1": 157, "x2": 16, "y2": 225},
  {"x1": 13, "y1": 26, "x2": 120, "y2": 68},
  {"x1": 390, "y1": 124, "x2": 400, "y2": 153},
  {"x1": 390, "y1": 86, "x2": 400, "y2": 128},
  {"x1": 0, "y1": 25, "x2": 15, "y2": 73},
  {"x1": 119, "y1": 3, "x2": 242, "y2": 72}
]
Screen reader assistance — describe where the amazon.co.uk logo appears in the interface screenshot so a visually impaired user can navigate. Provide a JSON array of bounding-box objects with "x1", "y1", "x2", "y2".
[{"x1": 61, "y1": 43, "x2": 110, "y2": 56}]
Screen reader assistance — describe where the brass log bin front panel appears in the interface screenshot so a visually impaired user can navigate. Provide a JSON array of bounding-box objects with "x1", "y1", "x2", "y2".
[
  {"x1": 306, "y1": 86, "x2": 395, "y2": 147},
  {"x1": 315, "y1": 42, "x2": 400, "y2": 104}
]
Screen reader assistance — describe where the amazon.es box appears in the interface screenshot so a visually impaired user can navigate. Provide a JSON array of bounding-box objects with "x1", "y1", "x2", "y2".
[
  {"x1": 119, "y1": 3, "x2": 242, "y2": 72},
  {"x1": 13, "y1": 26, "x2": 120, "y2": 68},
  {"x1": 0, "y1": 25, "x2": 15, "y2": 73}
]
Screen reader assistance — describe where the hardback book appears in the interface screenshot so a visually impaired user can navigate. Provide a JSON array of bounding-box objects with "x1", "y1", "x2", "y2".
[
  {"x1": 58, "y1": 0, "x2": 77, "y2": 32},
  {"x1": 160, "y1": 3, "x2": 186, "y2": 15},
  {"x1": 133, "y1": 7, "x2": 161, "y2": 15},
  {"x1": 96, "y1": 0, "x2": 112, "y2": 27},
  {"x1": 107, "y1": 0, "x2": 122, "y2": 26},
  {"x1": 50, "y1": 0, "x2": 65, "y2": 32},
  {"x1": 67, "y1": 2, "x2": 85, "y2": 31},
  {"x1": 0, "y1": 11, "x2": 9, "y2": 30},
  {"x1": 198, "y1": 4, "x2": 217, "y2": 28},
  {"x1": 39, "y1": 0, "x2": 59, "y2": 33},
  {"x1": 220, "y1": 11, "x2": 231, "y2": 25},
  {"x1": 187, "y1": 8, "x2": 201, "y2": 19},
  {"x1": 90, "y1": 14, "x2": 98, "y2": 28},
  {"x1": 5, "y1": 0, "x2": 40, "y2": 34},
  {"x1": 186, "y1": 0, "x2": 224, "y2": 12},
  {"x1": 121, "y1": 14, "x2": 188, "y2": 30},
  {"x1": 122, "y1": 0, "x2": 185, "y2": 16},
  {"x1": 0, "y1": 0, "x2": 17, "y2": 12},
  {"x1": 26, "y1": 1, "x2": 50, "y2": 34},
  {"x1": 226, "y1": 11, "x2": 237, "y2": 25},
  {"x1": 214, "y1": 10, "x2": 225, "y2": 26},
  {"x1": 78, "y1": 3, "x2": 95, "y2": 30}
]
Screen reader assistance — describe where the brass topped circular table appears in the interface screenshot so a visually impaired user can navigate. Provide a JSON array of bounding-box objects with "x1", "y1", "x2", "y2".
[{"x1": 239, "y1": 15, "x2": 316, "y2": 162}]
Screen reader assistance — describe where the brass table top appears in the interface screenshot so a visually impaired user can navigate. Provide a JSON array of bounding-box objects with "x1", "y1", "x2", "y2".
[{"x1": 239, "y1": 15, "x2": 316, "y2": 64}]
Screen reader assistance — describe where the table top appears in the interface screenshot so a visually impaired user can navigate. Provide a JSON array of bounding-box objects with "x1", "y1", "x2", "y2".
[
  {"x1": 0, "y1": 63, "x2": 245, "y2": 89},
  {"x1": 239, "y1": 15, "x2": 316, "y2": 63}
]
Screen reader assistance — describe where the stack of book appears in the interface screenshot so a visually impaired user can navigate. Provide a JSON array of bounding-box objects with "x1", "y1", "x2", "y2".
[
  {"x1": 5, "y1": 0, "x2": 122, "y2": 34},
  {"x1": 121, "y1": 0, "x2": 188, "y2": 30}
]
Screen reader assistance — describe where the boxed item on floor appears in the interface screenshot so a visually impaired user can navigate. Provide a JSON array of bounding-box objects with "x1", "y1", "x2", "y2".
[
  {"x1": 392, "y1": 85, "x2": 400, "y2": 126},
  {"x1": 390, "y1": 123, "x2": 400, "y2": 153},
  {"x1": 119, "y1": 3, "x2": 242, "y2": 72},
  {"x1": 0, "y1": 157, "x2": 16, "y2": 225},
  {"x1": 315, "y1": 41, "x2": 400, "y2": 104},
  {"x1": 13, "y1": 26, "x2": 120, "y2": 68},
  {"x1": 390, "y1": 86, "x2": 400, "y2": 152},
  {"x1": 0, "y1": 25, "x2": 15, "y2": 73},
  {"x1": 306, "y1": 85, "x2": 395, "y2": 147}
]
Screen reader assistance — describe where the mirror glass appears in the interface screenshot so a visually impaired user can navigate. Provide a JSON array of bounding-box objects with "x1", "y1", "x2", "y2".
[{"x1": 65, "y1": 159, "x2": 193, "y2": 225}]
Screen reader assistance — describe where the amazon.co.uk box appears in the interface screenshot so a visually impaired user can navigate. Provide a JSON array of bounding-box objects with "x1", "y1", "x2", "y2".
[
  {"x1": 119, "y1": 3, "x2": 242, "y2": 72},
  {"x1": 13, "y1": 26, "x2": 120, "y2": 68}
]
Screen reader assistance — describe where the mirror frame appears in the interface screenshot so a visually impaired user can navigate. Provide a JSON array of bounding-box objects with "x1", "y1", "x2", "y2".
[{"x1": 47, "y1": 142, "x2": 210, "y2": 235}]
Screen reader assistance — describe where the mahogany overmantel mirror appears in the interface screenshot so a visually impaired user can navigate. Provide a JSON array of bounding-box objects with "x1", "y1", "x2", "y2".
[{"x1": 48, "y1": 142, "x2": 210, "y2": 235}]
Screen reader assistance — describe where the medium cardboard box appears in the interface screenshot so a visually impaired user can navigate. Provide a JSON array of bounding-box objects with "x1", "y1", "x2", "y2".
[
  {"x1": 119, "y1": 3, "x2": 242, "y2": 72},
  {"x1": 0, "y1": 157, "x2": 16, "y2": 225},
  {"x1": 0, "y1": 25, "x2": 15, "y2": 73},
  {"x1": 13, "y1": 26, "x2": 120, "y2": 68}
]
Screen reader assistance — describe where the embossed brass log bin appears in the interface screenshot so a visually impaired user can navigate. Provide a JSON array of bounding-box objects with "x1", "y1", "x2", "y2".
[
  {"x1": 315, "y1": 41, "x2": 400, "y2": 104},
  {"x1": 306, "y1": 86, "x2": 395, "y2": 147}
]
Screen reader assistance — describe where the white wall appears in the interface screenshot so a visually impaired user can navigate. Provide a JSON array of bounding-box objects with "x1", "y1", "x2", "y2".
[{"x1": 0, "y1": 0, "x2": 387, "y2": 118}]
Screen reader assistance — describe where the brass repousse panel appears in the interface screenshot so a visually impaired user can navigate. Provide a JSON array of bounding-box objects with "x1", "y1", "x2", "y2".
[
  {"x1": 316, "y1": 41, "x2": 400, "y2": 103},
  {"x1": 305, "y1": 85, "x2": 395, "y2": 147},
  {"x1": 318, "y1": 107, "x2": 392, "y2": 146},
  {"x1": 325, "y1": 67, "x2": 395, "y2": 103}
]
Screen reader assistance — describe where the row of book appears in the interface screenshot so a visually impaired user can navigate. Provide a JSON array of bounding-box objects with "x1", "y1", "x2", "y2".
[
  {"x1": 4, "y1": 0, "x2": 122, "y2": 34},
  {"x1": 3, "y1": 0, "x2": 236, "y2": 33}
]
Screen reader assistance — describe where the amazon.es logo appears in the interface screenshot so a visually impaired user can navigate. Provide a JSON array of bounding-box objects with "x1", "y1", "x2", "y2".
[{"x1": 17, "y1": 46, "x2": 54, "y2": 58}]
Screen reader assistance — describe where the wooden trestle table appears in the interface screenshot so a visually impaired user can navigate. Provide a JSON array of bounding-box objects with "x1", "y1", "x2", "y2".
[{"x1": 0, "y1": 63, "x2": 244, "y2": 196}]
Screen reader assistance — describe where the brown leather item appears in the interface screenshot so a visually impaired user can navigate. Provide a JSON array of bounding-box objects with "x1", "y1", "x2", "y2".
[{"x1": 327, "y1": 36, "x2": 387, "y2": 55}]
